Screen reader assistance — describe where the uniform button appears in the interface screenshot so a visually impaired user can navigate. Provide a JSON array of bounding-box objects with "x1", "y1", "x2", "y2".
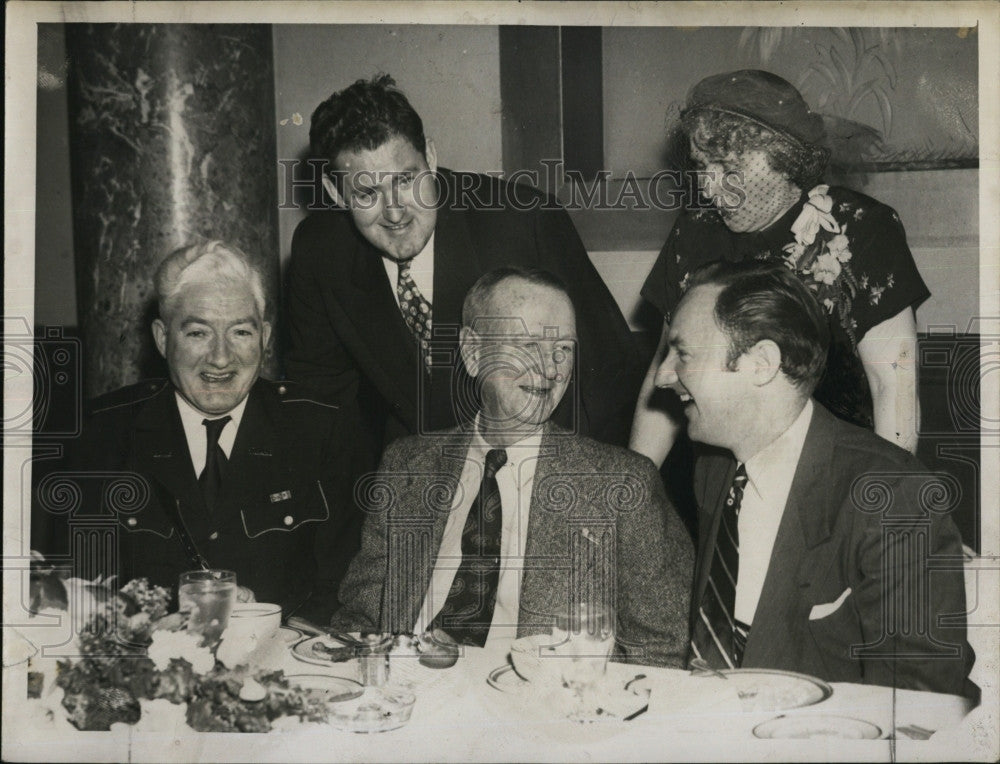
[
  {"x1": 126, "y1": 518, "x2": 137, "y2": 527},
  {"x1": 278, "y1": 385, "x2": 287, "y2": 395},
  {"x1": 283, "y1": 515, "x2": 294, "y2": 526},
  {"x1": 209, "y1": 531, "x2": 219, "y2": 540}
]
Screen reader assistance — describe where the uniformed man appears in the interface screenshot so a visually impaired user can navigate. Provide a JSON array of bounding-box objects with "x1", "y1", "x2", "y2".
[{"x1": 32, "y1": 241, "x2": 361, "y2": 622}]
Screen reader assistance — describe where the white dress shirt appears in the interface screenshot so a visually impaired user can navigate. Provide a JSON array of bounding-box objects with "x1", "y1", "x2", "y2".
[
  {"x1": 734, "y1": 399, "x2": 814, "y2": 627},
  {"x1": 415, "y1": 420, "x2": 543, "y2": 646},
  {"x1": 381, "y1": 232, "x2": 434, "y2": 308},
  {"x1": 175, "y1": 392, "x2": 249, "y2": 477}
]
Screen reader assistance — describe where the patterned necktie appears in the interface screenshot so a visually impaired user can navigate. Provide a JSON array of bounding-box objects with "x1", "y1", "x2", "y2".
[
  {"x1": 199, "y1": 416, "x2": 231, "y2": 514},
  {"x1": 691, "y1": 463, "x2": 749, "y2": 669},
  {"x1": 434, "y1": 448, "x2": 508, "y2": 646},
  {"x1": 397, "y1": 260, "x2": 433, "y2": 367}
]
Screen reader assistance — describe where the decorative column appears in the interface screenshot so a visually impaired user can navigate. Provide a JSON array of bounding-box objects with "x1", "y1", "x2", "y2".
[{"x1": 65, "y1": 24, "x2": 280, "y2": 397}]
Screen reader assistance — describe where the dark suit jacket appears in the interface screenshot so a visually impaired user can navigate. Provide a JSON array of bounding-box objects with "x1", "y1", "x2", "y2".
[
  {"x1": 332, "y1": 423, "x2": 694, "y2": 668},
  {"x1": 285, "y1": 169, "x2": 645, "y2": 463},
  {"x1": 32, "y1": 378, "x2": 362, "y2": 623},
  {"x1": 691, "y1": 403, "x2": 973, "y2": 695}
]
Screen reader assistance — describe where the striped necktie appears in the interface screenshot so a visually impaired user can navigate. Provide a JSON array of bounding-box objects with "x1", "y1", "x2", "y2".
[
  {"x1": 397, "y1": 260, "x2": 433, "y2": 367},
  {"x1": 690, "y1": 463, "x2": 750, "y2": 669}
]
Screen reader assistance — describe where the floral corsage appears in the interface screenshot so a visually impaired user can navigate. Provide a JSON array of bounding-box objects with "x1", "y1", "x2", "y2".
[{"x1": 782, "y1": 185, "x2": 859, "y2": 345}]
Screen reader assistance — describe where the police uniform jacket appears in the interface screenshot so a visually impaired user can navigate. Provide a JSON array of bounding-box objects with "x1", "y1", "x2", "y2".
[{"x1": 37, "y1": 377, "x2": 361, "y2": 623}]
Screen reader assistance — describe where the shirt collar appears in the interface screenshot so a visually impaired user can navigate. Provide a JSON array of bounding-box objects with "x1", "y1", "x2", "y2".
[
  {"x1": 174, "y1": 390, "x2": 249, "y2": 434},
  {"x1": 391, "y1": 231, "x2": 435, "y2": 271},
  {"x1": 742, "y1": 399, "x2": 813, "y2": 499},
  {"x1": 469, "y1": 414, "x2": 545, "y2": 469}
]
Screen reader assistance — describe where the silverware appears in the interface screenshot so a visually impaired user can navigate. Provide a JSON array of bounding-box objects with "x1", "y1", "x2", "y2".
[
  {"x1": 896, "y1": 724, "x2": 935, "y2": 740},
  {"x1": 285, "y1": 616, "x2": 366, "y2": 648},
  {"x1": 623, "y1": 704, "x2": 649, "y2": 721},
  {"x1": 690, "y1": 658, "x2": 729, "y2": 680},
  {"x1": 624, "y1": 673, "x2": 647, "y2": 691},
  {"x1": 623, "y1": 674, "x2": 650, "y2": 721}
]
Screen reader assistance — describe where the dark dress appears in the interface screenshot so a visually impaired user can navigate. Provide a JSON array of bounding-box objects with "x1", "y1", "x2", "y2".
[{"x1": 641, "y1": 185, "x2": 929, "y2": 429}]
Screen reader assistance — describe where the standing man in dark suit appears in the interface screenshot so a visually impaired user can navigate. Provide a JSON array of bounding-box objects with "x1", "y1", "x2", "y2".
[
  {"x1": 286, "y1": 75, "x2": 644, "y2": 471},
  {"x1": 33, "y1": 241, "x2": 361, "y2": 622},
  {"x1": 654, "y1": 260, "x2": 972, "y2": 694},
  {"x1": 332, "y1": 267, "x2": 693, "y2": 667}
]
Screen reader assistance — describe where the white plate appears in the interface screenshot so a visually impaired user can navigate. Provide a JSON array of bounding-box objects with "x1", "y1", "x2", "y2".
[
  {"x1": 717, "y1": 668, "x2": 833, "y2": 711},
  {"x1": 754, "y1": 714, "x2": 882, "y2": 740},
  {"x1": 488, "y1": 663, "x2": 531, "y2": 695},
  {"x1": 291, "y1": 634, "x2": 356, "y2": 667},
  {"x1": 279, "y1": 626, "x2": 304, "y2": 643},
  {"x1": 487, "y1": 664, "x2": 650, "y2": 722}
]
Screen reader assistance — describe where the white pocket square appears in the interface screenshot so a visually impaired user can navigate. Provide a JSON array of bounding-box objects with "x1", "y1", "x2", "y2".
[{"x1": 809, "y1": 587, "x2": 852, "y2": 620}]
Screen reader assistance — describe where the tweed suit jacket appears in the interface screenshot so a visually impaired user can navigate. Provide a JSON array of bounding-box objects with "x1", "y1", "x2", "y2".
[
  {"x1": 333, "y1": 423, "x2": 694, "y2": 667},
  {"x1": 691, "y1": 402, "x2": 973, "y2": 695}
]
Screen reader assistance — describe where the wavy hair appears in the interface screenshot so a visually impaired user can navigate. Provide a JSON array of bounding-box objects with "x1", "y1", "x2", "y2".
[
  {"x1": 687, "y1": 261, "x2": 829, "y2": 393},
  {"x1": 310, "y1": 73, "x2": 426, "y2": 166}
]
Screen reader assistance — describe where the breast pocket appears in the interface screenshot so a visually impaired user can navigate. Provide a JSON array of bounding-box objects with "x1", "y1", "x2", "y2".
[
  {"x1": 240, "y1": 479, "x2": 331, "y2": 539},
  {"x1": 117, "y1": 501, "x2": 176, "y2": 540},
  {"x1": 805, "y1": 591, "x2": 863, "y2": 682}
]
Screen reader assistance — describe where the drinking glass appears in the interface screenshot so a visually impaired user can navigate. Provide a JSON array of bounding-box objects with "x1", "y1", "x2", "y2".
[
  {"x1": 553, "y1": 600, "x2": 615, "y2": 693},
  {"x1": 178, "y1": 569, "x2": 237, "y2": 645}
]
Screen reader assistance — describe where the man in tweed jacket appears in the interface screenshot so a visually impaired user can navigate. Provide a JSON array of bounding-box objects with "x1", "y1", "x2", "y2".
[{"x1": 333, "y1": 267, "x2": 693, "y2": 667}]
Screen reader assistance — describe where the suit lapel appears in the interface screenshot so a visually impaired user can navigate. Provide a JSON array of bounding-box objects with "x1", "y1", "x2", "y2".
[
  {"x1": 396, "y1": 430, "x2": 470, "y2": 629},
  {"x1": 221, "y1": 381, "x2": 277, "y2": 530},
  {"x1": 341, "y1": 234, "x2": 421, "y2": 427},
  {"x1": 524, "y1": 429, "x2": 574, "y2": 561},
  {"x1": 425, "y1": 174, "x2": 484, "y2": 430},
  {"x1": 132, "y1": 387, "x2": 210, "y2": 538},
  {"x1": 431, "y1": 174, "x2": 484, "y2": 328},
  {"x1": 519, "y1": 425, "x2": 579, "y2": 631},
  {"x1": 742, "y1": 404, "x2": 838, "y2": 666}
]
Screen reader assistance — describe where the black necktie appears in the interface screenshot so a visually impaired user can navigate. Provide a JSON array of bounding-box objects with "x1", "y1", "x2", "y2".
[
  {"x1": 691, "y1": 463, "x2": 749, "y2": 669},
  {"x1": 199, "y1": 416, "x2": 231, "y2": 514},
  {"x1": 434, "y1": 448, "x2": 508, "y2": 647},
  {"x1": 397, "y1": 260, "x2": 433, "y2": 367}
]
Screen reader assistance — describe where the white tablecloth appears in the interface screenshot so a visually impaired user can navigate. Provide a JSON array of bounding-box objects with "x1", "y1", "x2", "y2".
[{"x1": 2, "y1": 638, "x2": 991, "y2": 762}]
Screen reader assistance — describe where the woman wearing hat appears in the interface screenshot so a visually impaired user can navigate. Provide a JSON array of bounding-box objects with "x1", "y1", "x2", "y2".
[{"x1": 631, "y1": 69, "x2": 928, "y2": 464}]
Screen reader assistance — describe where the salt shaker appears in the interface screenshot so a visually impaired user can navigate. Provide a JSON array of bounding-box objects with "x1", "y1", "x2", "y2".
[{"x1": 356, "y1": 634, "x2": 392, "y2": 687}]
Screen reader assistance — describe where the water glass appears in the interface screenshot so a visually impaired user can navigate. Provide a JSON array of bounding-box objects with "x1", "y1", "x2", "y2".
[
  {"x1": 553, "y1": 600, "x2": 615, "y2": 692},
  {"x1": 178, "y1": 569, "x2": 237, "y2": 645},
  {"x1": 356, "y1": 634, "x2": 392, "y2": 687}
]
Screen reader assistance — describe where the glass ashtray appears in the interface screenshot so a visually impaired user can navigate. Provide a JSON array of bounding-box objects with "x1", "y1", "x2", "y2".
[{"x1": 327, "y1": 684, "x2": 416, "y2": 733}]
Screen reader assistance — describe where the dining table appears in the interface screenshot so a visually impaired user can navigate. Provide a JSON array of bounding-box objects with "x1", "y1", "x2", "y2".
[{"x1": 3, "y1": 627, "x2": 991, "y2": 763}]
